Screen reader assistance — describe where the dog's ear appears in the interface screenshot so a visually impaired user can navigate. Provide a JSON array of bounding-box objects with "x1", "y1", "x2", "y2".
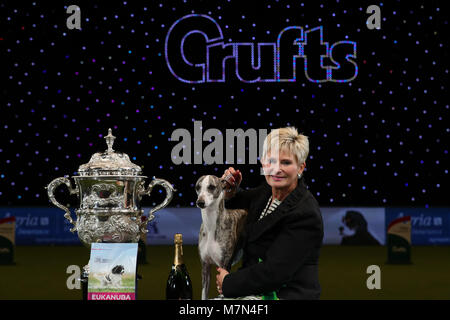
[
  {"x1": 220, "y1": 178, "x2": 228, "y2": 190},
  {"x1": 196, "y1": 175, "x2": 207, "y2": 184},
  {"x1": 195, "y1": 175, "x2": 207, "y2": 191}
]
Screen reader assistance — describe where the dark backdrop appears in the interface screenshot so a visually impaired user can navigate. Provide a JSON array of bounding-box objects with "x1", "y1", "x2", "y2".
[{"x1": 1, "y1": 0, "x2": 448, "y2": 208}]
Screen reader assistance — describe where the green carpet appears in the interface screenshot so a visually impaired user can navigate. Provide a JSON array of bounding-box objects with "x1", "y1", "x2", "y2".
[{"x1": 1, "y1": 245, "x2": 449, "y2": 300}]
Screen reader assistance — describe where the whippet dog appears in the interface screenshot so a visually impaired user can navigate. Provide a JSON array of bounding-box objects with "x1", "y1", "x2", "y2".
[{"x1": 196, "y1": 175, "x2": 247, "y2": 300}]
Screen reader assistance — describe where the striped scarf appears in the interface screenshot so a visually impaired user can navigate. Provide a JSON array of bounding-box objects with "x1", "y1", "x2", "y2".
[{"x1": 258, "y1": 196, "x2": 282, "y2": 220}]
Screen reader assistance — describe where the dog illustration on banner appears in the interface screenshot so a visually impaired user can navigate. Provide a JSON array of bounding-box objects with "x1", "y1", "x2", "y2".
[
  {"x1": 195, "y1": 175, "x2": 247, "y2": 300},
  {"x1": 339, "y1": 210, "x2": 380, "y2": 246}
]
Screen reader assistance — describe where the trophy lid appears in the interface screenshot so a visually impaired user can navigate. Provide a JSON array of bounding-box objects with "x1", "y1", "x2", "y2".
[{"x1": 77, "y1": 129, "x2": 143, "y2": 176}]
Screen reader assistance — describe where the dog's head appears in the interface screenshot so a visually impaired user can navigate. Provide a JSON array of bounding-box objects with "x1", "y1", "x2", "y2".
[
  {"x1": 111, "y1": 265, "x2": 125, "y2": 275},
  {"x1": 342, "y1": 210, "x2": 368, "y2": 231},
  {"x1": 195, "y1": 175, "x2": 228, "y2": 209}
]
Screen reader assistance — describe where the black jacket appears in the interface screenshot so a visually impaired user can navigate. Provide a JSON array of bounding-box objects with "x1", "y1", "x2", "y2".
[{"x1": 222, "y1": 177, "x2": 324, "y2": 300}]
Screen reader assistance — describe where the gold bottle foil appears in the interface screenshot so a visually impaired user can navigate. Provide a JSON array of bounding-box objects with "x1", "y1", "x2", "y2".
[{"x1": 173, "y1": 233, "x2": 184, "y2": 266}]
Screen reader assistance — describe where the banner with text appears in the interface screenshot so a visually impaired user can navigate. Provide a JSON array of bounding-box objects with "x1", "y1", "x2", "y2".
[
  {"x1": 1, "y1": 207, "x2": 449, "y2": 245},
  {"x1": 385, "y1": 208, "x2": 450, "y2": 245}
]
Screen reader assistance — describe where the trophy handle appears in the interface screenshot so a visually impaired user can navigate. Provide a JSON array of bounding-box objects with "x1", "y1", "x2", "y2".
[
  {"x1": 139, "y1": 177, "x2": 175, "y2": 232},
  {"x1": 46, "y1": 177, "x2": 79, "y2": 233}
]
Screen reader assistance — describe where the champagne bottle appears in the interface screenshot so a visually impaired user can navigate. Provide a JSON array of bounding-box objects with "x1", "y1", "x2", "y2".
[{"x1": 166, "y1": 233, "x2": 193, "y2": 299}]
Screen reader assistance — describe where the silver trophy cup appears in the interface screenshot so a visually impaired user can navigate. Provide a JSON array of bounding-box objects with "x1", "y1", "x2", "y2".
[{"x1": 46, "y1": 129, "x2": 175, "y2": 247}]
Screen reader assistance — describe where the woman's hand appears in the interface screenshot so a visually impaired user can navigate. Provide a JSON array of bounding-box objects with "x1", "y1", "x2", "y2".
[
  {"x1": 216, "y1": 267, "x2": 229, "y2": 295},
  {"x1": 221, "y1": 167, "x2": 242, "y2": 199}
]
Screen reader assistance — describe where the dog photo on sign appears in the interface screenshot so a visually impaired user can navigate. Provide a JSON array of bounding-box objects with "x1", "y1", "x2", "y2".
[
  {"x1": 98, "y1": 264, "x2": 125, "y2": 289},
  {"x1": 88, "y1": 243, "x2": 138, "y2": 295}
]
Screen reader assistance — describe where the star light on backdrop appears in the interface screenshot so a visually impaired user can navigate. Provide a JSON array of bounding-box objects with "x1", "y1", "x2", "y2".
[{"x1": 0, "y1": 0, "x2": 448, "y2": 208}]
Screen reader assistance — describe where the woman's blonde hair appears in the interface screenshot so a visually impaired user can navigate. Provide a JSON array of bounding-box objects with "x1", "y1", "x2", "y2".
[{"x1": 261, "y1": 127, "x2": 309, "y2": 166}]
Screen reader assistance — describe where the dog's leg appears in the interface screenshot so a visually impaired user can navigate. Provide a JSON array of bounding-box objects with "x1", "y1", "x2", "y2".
[{"x1": 201, "y1": 260, "x2": 210, "y2": 300}]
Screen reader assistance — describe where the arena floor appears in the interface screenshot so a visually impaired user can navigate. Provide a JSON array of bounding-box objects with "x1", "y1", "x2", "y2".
[{"x1": 1, "y1": 245, "x2": 449, "y2": 300}]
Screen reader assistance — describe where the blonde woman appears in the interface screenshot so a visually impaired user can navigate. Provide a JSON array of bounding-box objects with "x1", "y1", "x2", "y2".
[{"x1": 216, "y1": 127, "x2": 323, "y2": 300}]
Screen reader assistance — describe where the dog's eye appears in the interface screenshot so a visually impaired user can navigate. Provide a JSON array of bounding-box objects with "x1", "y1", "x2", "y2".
[
  {"x1": 207, "y1": 185, "x2": 216, "y2": 191},
  {"x1": 195, "y1": 185, "x2": 201, "y2": 191}
]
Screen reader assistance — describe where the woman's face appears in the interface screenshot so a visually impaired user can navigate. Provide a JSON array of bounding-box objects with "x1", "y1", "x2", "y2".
[{"x1": 262, "y1": 149, "x2": 305, "y2": 190}]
